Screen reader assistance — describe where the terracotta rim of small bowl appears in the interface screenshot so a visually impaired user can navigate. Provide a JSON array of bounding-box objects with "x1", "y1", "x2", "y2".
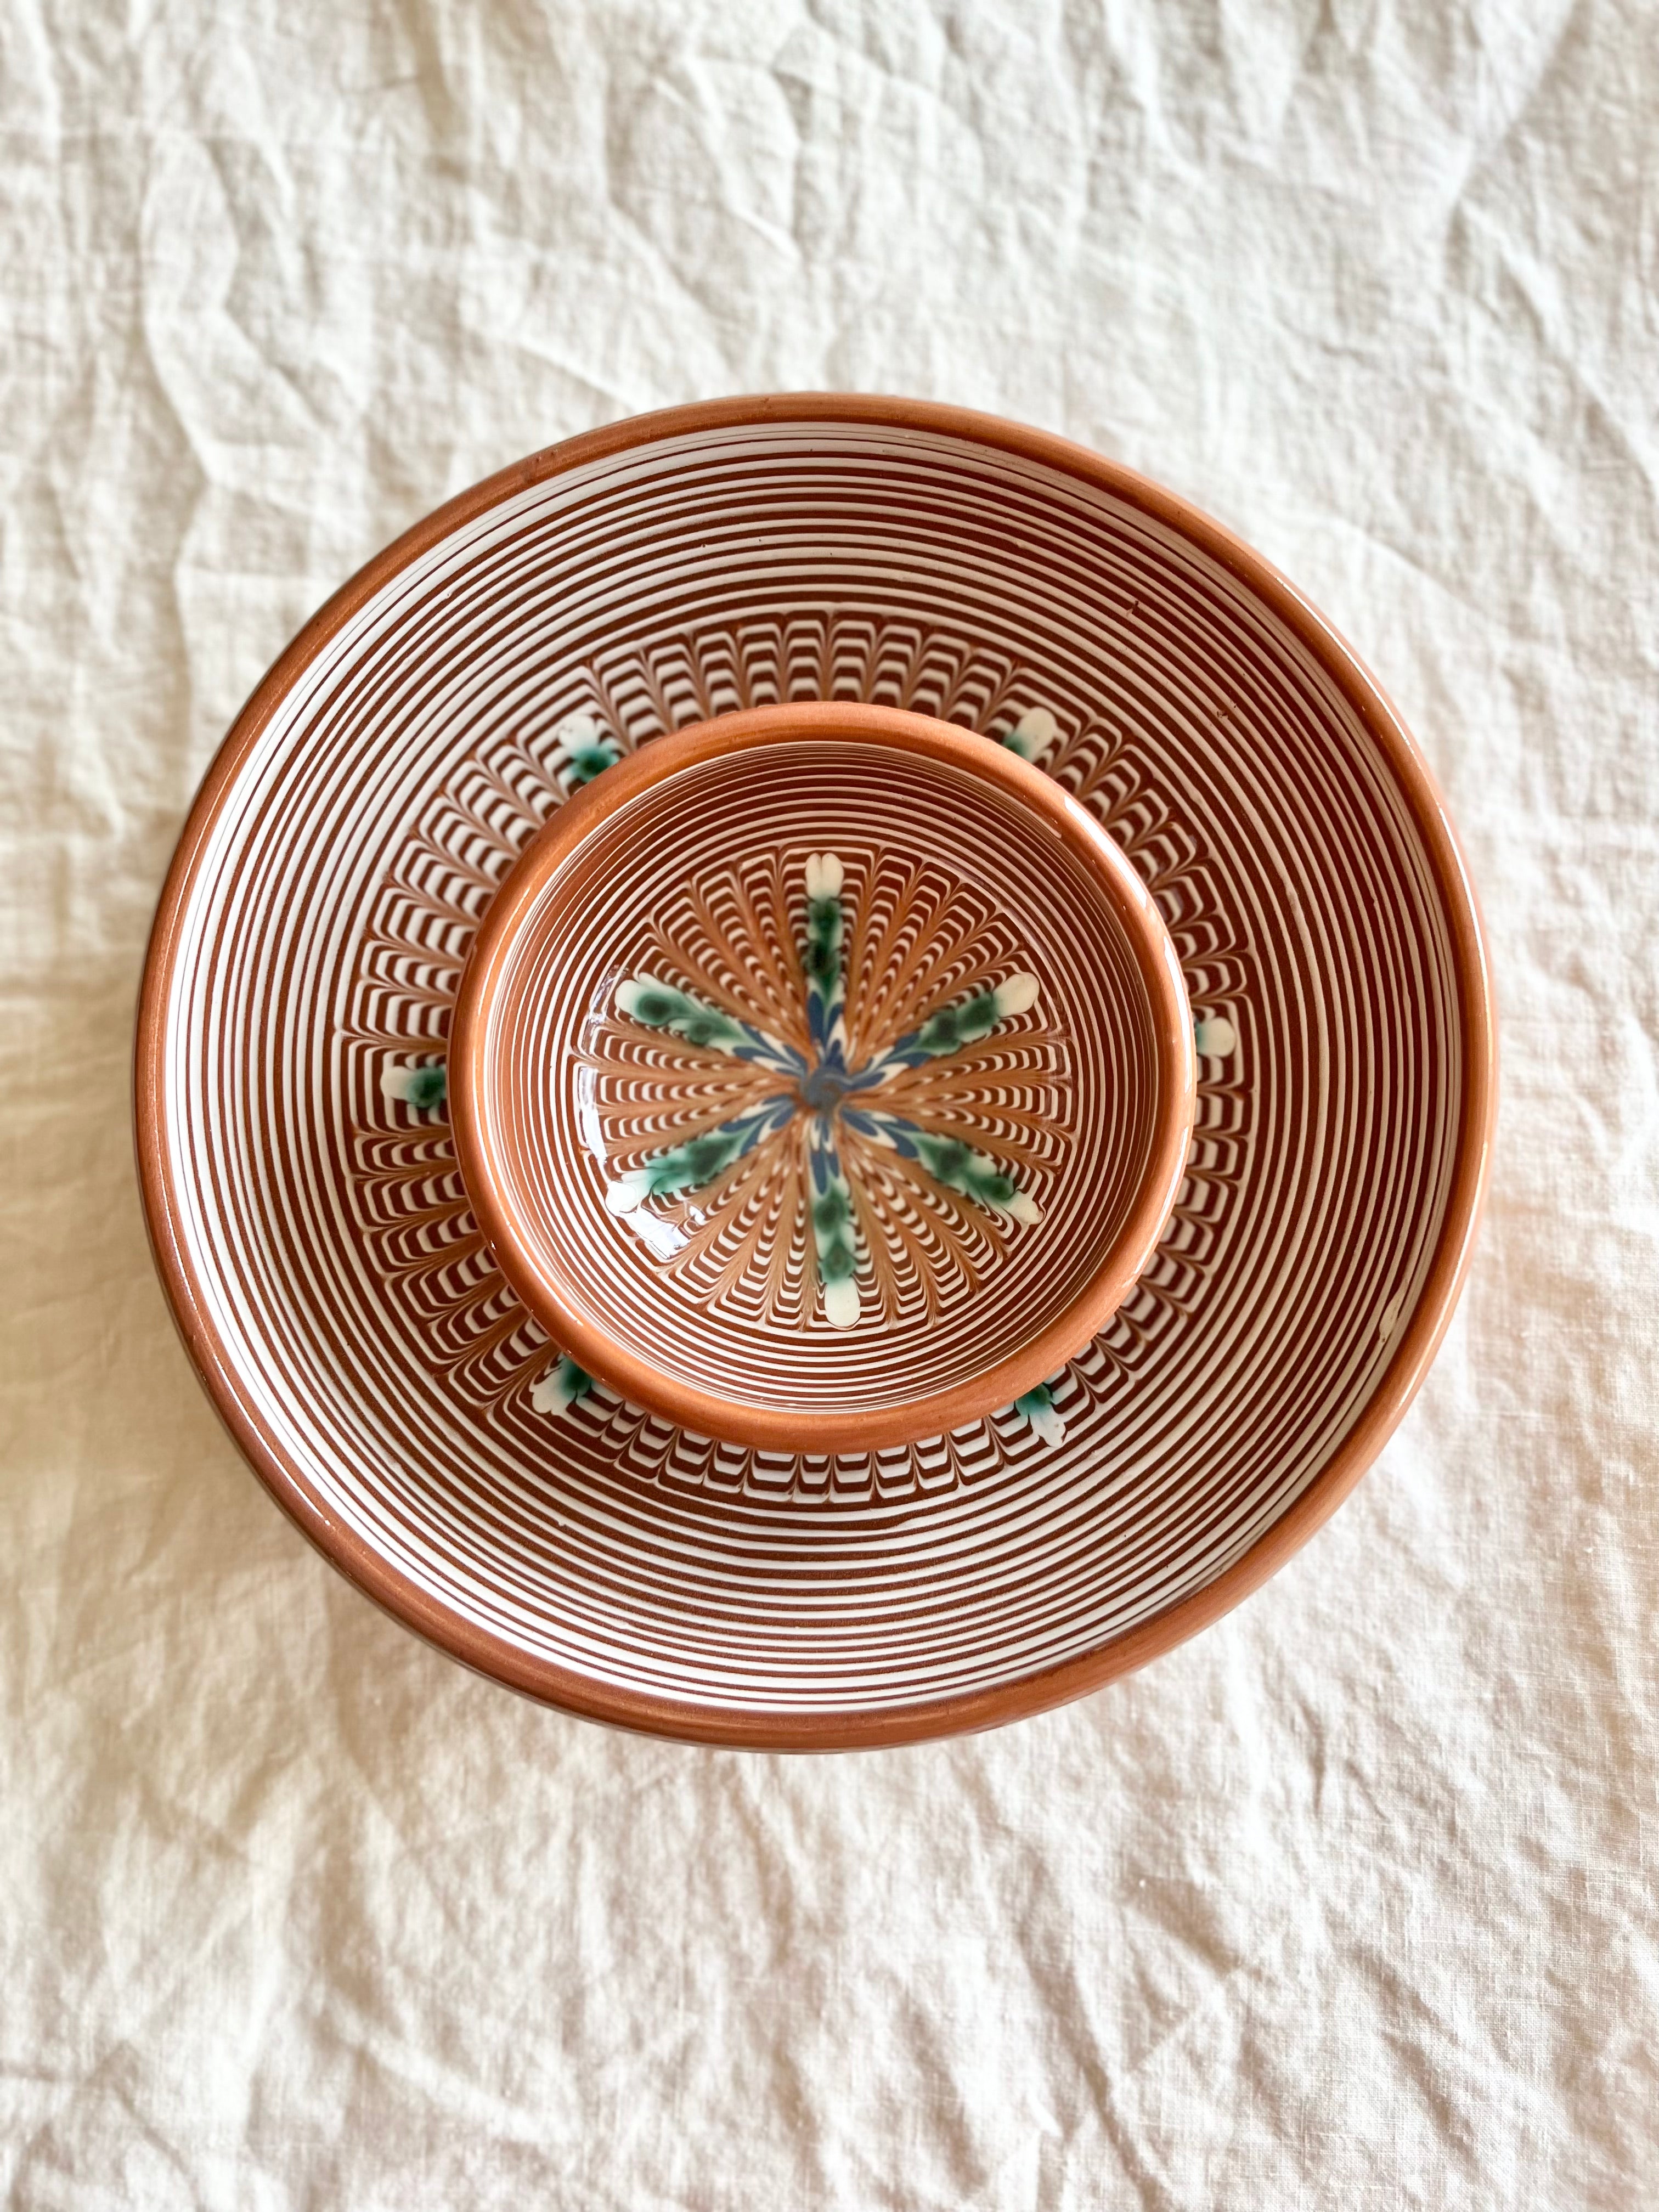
[
  {"x1": 134, "y1": 394, "x2": 1498, "y2": 1748},
  {"x1": 449, "y1": 702, "x2": 1198, "y2": 1454}
]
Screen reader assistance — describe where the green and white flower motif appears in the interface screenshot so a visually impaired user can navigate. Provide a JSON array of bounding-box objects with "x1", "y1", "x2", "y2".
[
  {"x1": 603, "y1": 1096, "x2": 795, "y2": 1216},
  {"x1": 803, "y1": 850, "x2": 845, "y2": 1049},
  {"x1": 839, "y1": 1110, "x2": 1043, "y2": 1226},
  {"x1": 859, "y1": 971, "x2": 1041, "y2": 1077},
  {"x1": 911, "y1": 971, "x2": 1041, "y2": 1056},
  {"x1": 1012, "y1": 1381, "x2": 1065, "y2": 1447},
  {"x1": 807, "y1": 1127, "x2": 861, "y2": 1329},
  {"x1": 605, "y1": 851, "x2": 1048, "y2": 1333},
  {"x1": 381, "y1": 1060, "x2": 448, "y2": 1112},
  {"x1": 555, "y1": 712, "x2": 622, "y2": 787},
  {"x1": 531, "y1": 1352, "x2": 595, "y2": 1418},
  {"x1": 1000, "y1": 705, "x2": 1059, "y2": 765},
  {"x1": 614, "y1": 976, "x2": 795, "y2": 1071}
]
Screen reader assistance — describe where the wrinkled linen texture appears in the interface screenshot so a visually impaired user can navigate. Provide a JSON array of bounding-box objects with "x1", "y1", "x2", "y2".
[{"x1": 2, "y1": 0, "x2": 1655, "y2": 2205}]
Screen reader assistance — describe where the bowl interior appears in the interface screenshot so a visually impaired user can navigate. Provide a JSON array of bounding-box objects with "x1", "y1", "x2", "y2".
[
  {"x1": 452, "y1": 706, "x2": 1193, "y2": 1452},
  {"x1": 136, "y1": 400, "x2": 1492, "y2": 1745}
]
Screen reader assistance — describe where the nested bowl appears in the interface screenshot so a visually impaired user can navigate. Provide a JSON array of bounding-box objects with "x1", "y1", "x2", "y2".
[
  {"x1": 136, "y1": 396, "x2": 1496, "y2": 1747},
  {"x1": 450, "y1": 702, "x2": 1196, "y2": 1454}
]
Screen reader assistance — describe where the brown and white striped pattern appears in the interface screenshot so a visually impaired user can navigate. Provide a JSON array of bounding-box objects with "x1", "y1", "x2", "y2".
[
  {"x1": 471, "y1": 739, "x2": 1163, "y2": 1423},
  {"x1": 137, "y1": 402, "x2": 1494, "y2": 1746},
  {"x1": 584, "y1": 839, "x2": 1071, "y2": 1335}
]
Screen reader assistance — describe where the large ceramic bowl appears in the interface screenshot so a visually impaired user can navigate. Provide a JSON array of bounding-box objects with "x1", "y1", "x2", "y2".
[
  {"x1": 135, "y1": 396, "x2": 1496, "y2": 1747},
  {"x1": 450, "y1": 702, "x2": 1195, "y2": 1454}
]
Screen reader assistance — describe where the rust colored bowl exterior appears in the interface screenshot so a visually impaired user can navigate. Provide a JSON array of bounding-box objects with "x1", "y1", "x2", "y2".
[
  {"x1": 450, "y1": 703, "x2": 1197, "y2": 1454},
  {"x1": 134, "y1": 394, "x2": 1496, "y2": 1749}
]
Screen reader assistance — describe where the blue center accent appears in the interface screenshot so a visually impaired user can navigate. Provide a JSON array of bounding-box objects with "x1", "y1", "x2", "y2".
[{"x1": 799, "y1": 1062, "x2": 856, "y2": 1111}]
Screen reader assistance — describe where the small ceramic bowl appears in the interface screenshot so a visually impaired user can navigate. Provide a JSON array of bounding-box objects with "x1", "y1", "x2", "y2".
[{"x1": 450, "y1": 702, "x2": 1195, "y2": 1453}]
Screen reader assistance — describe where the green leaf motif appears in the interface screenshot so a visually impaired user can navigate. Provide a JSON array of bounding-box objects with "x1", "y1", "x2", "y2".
[
  {"x1": 803, "y1": 853, "x2": 845, "y2": 1044},
  {"x1": 568, "y1": 741, "x2": 620, "y2": 784},
  {"x1": 648, "y1": 1122, "x2": 752, "y2": 1194},
  {"x1": 808, "y1": 1153, "x2": 861, "y2": 1326},
  {"x1": 884, "y1": 972, "x2": 1040, "y2": 1066},
  {"x1": 914, "y1": 991, "x2": 1001, "y2": 1056},
  {"x1": 531, "y1": 1354, "x2": 594, "y2": 1418},
  {"x1": 380, "y1": 1060, "x2": 447, "y2": 1113},
  {"x1": 616, "y1": 977, "x2": 751, "y2": 1054},
  {"x1": 907, "y1": 1129, "x2": 1042, "y2": 1225},
  {"x1": 1012, "y1": 1382, "x2": 1065, "y2": 1446},
  {"x1": 555, "y1": 712, "x2": 621, "y2": 786},
  {"x1": 805, "y1": 904, "x2": 842, "y2": 990},
  {"x1": 604, "y1": 1102, "x2": 788, "y2": 1216}
]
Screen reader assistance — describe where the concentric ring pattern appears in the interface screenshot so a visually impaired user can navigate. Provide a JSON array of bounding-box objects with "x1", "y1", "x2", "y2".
[
  {"x1": 141, "y1": 403, "x2": 1491, "y2": 1744},
  {"x1": 481, "y1": 741, "x2": 1161, "y2": 1415}
]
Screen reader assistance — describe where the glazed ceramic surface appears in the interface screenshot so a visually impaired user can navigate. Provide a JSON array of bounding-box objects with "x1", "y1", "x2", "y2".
[
  {"x1": 450, "y1": 704, "x2": 1195, "y2": 1453},
  {"x1": 136, "y1": 397, "x2": 1495, "y2": 1747}
]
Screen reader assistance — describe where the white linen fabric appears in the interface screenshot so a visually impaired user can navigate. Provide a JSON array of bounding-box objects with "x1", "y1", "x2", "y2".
[{"x1": 3, "y1": 1, "x2": 1655, "y2": 2203}]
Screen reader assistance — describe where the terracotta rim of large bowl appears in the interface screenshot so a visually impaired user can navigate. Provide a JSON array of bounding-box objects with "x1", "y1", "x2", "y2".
[
  {"x1": 134, "y1": 393, "x2": 1498, "y2": 1750},
  {"x1": 449, "y1": 701, "x2": 1198, "y2": 1455}
]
